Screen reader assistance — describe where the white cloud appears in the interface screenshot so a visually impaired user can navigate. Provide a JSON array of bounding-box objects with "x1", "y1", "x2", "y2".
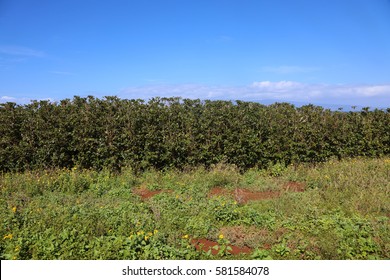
[
  {"x1": 0, "y1": 96, "x2": 30, "y2": 103},
  {"x1": 0, "y1": 45, "x2": 46, "y2": 57},
  {"x1": 0, "y1": 95, "x2": 53, "y2": 104},
  {"x1": 119, "y1": 81, "x2": 390, "y2": 107},
  {"x1": 119, "y1": 84, "x2": 233, "y2": 100},
  {"x1": 251, "y1": 81, "x2": 304, "y2": 92},
  {"x1": 1, "y1": 96, "x2": 17, "y2": 101},
  {"x1": 351, "y1": 85, "x2": 390, "y2": 97},
  {"x1": 3, "y1": 82, "x2": 389, "y2": 107}
]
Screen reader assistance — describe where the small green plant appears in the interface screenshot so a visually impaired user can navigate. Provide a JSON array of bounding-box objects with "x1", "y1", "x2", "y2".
[
  {"x1": 272, "y1": 241, "x2": 291, "y2": 258},
  {"x1": 211, "y1": 234, "x2": 232, "y2": 258},
  {"x1": 268, "y1": 162, "x2": 286, "y2": 177},
  {"x1": 210, "y1": 196, "x2": 239, "y2": 223},
  {"x1": 251, "y1": 248, "x2": 273, "y2": 260}
]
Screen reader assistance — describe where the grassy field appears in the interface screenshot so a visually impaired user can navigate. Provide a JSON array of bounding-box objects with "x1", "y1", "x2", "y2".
[{"x1": 1, "y1": 157, "x2": 389, "y2": 260}]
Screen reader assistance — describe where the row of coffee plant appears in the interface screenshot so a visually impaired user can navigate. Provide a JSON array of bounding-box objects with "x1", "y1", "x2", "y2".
[{"x1": 1, "y1": 96, "x2": 389, "y2": 172}]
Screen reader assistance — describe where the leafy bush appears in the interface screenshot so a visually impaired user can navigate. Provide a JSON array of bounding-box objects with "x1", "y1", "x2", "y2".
[{"x1": 1, "y1": 97, "x2": 389, "y2": 172}]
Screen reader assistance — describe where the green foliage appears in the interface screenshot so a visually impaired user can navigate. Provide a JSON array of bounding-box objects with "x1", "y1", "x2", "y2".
[
  {"x1": 0, "y1": 157, "x2": 388, "y2": 260},
  {"x1": 267, "y1": 162, "x2": 286, "y2": 177},
  {"x1": 210, "y1": 196, "x2": 239, "y2": 223},
  {"x1": 211, "y1": 235, "x2": 233, "y2": 258},
  {"x1": 237, "y1": 207, "x2": 276, "y2": 229},
  {"x1": 1, "y1": 97, "x2": 389, "y2": 172},
  {"x1": 251, "y1": 248, "x2": 273, "y2": 260}
]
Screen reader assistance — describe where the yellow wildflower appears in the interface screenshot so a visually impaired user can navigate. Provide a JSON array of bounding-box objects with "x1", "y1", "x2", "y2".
[
  {"x1": 12, "y1": 206, "x2": 17, "y2": 213},
  {"x1": 219, "y1": 234, "x2": 224, "y2": 239},
  {"x1": 154, "y1": 229, "x2": 158, "y2": 234},
  {"x1": 182, "y1": 234, "x2": 189, "y2": 239},
  {"x1": 144, "y1": 236, "x2": 149, "y2": 241},
  {"x1": 3, "y1": 233, "x2": 13, "y2": 240}
]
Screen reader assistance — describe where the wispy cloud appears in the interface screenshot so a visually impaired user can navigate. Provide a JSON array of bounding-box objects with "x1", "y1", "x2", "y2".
[
  {"x1": 251, "y1": 81, "x2": 304, "y2": 92},
  {"x1": 3, "y1": 82, "x2": 389, "y2": 107},
  {"x1": 248, "y1": 81, "x2": 390, "y2": 102},
  {"x1": 0, "y1": 45, "x2": 46, "y2": 57},
  {"x1": 261, "y1": 65, "x2": 320, "y2": 74},
  {"x1": 0, "y1": 96, "x2": 31, "y2": 103},
  {"x1": 119, "y1": 84, "x2": 233, "y2": 100},
  {"x1": 0, "y1": 95, "x2": 53, "y2": 104},
  {"x1": 338, "y1": 84, "x2": 390, "y2": 97},
  {"x1": 119, "y1": 81, "x2": 390, "y2": 107}
]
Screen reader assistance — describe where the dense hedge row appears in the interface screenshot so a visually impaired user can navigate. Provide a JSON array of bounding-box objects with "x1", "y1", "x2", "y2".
[{"x1": 1, "y1": 96, "x2": 389, "y2": 172}]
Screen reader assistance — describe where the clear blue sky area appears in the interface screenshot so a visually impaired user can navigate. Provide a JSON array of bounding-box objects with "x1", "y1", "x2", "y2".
[{"x1": 1, "y1": 0, "x2": 390, "y2": 107}]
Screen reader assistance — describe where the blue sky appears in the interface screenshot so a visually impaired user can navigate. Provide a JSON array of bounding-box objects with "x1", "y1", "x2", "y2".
[{"x1": 1, "y1": 0, "x2": 390, "y2": 108}]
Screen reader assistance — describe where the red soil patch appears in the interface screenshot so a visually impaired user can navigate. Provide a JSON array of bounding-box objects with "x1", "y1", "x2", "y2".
[
  {"x1": 132, "y1": 188, "x2": 171, "y2": 200},
  {"x1": 191, "y1": 225, "x2": 285, "y2": 255},
  {"x1": 133, "y1": 181, "x2": 306, "y2": 202},
  {"x1": 191, "y1": 238, "x2": 252, "y2": 255},
  {"x1": 263, "y1": 243, "x2": 272, "y2": 250},
  {"x1": 210, "y1": 181, "x2": 306, "y2": 203},
  {"x1": 234, "y1": 188, "x2": 280, "y2": 203},
  {"x1": 220, "y1": 226, "x2": 272, "y2": 248},
  {"x1": 209, "y1": 187, "x2": 280, "y2": 203},
  {"x1": 209, "y1": 187, "x2": 230, "y2": 196}
]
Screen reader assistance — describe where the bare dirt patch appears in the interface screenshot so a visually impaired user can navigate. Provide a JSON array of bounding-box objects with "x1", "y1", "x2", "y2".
[
  {"x1": 191, "y1": 225, "x2": 288, "y2": 255},
  {"x1": 133, "y1": 181, "x2": 306, "y2": 201},
  {"x1": 220, "y1": 226, "x2": 272, "y2": 248},
  {"x1": 210, "y1": 181, "x2": 306, "y2": 203},
  {"x1": 132, "y1": 188, "x2": 171, "y2": 200},
  {"x1": 209, "y1": 187, "x2": 279, "y2": 203}
]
